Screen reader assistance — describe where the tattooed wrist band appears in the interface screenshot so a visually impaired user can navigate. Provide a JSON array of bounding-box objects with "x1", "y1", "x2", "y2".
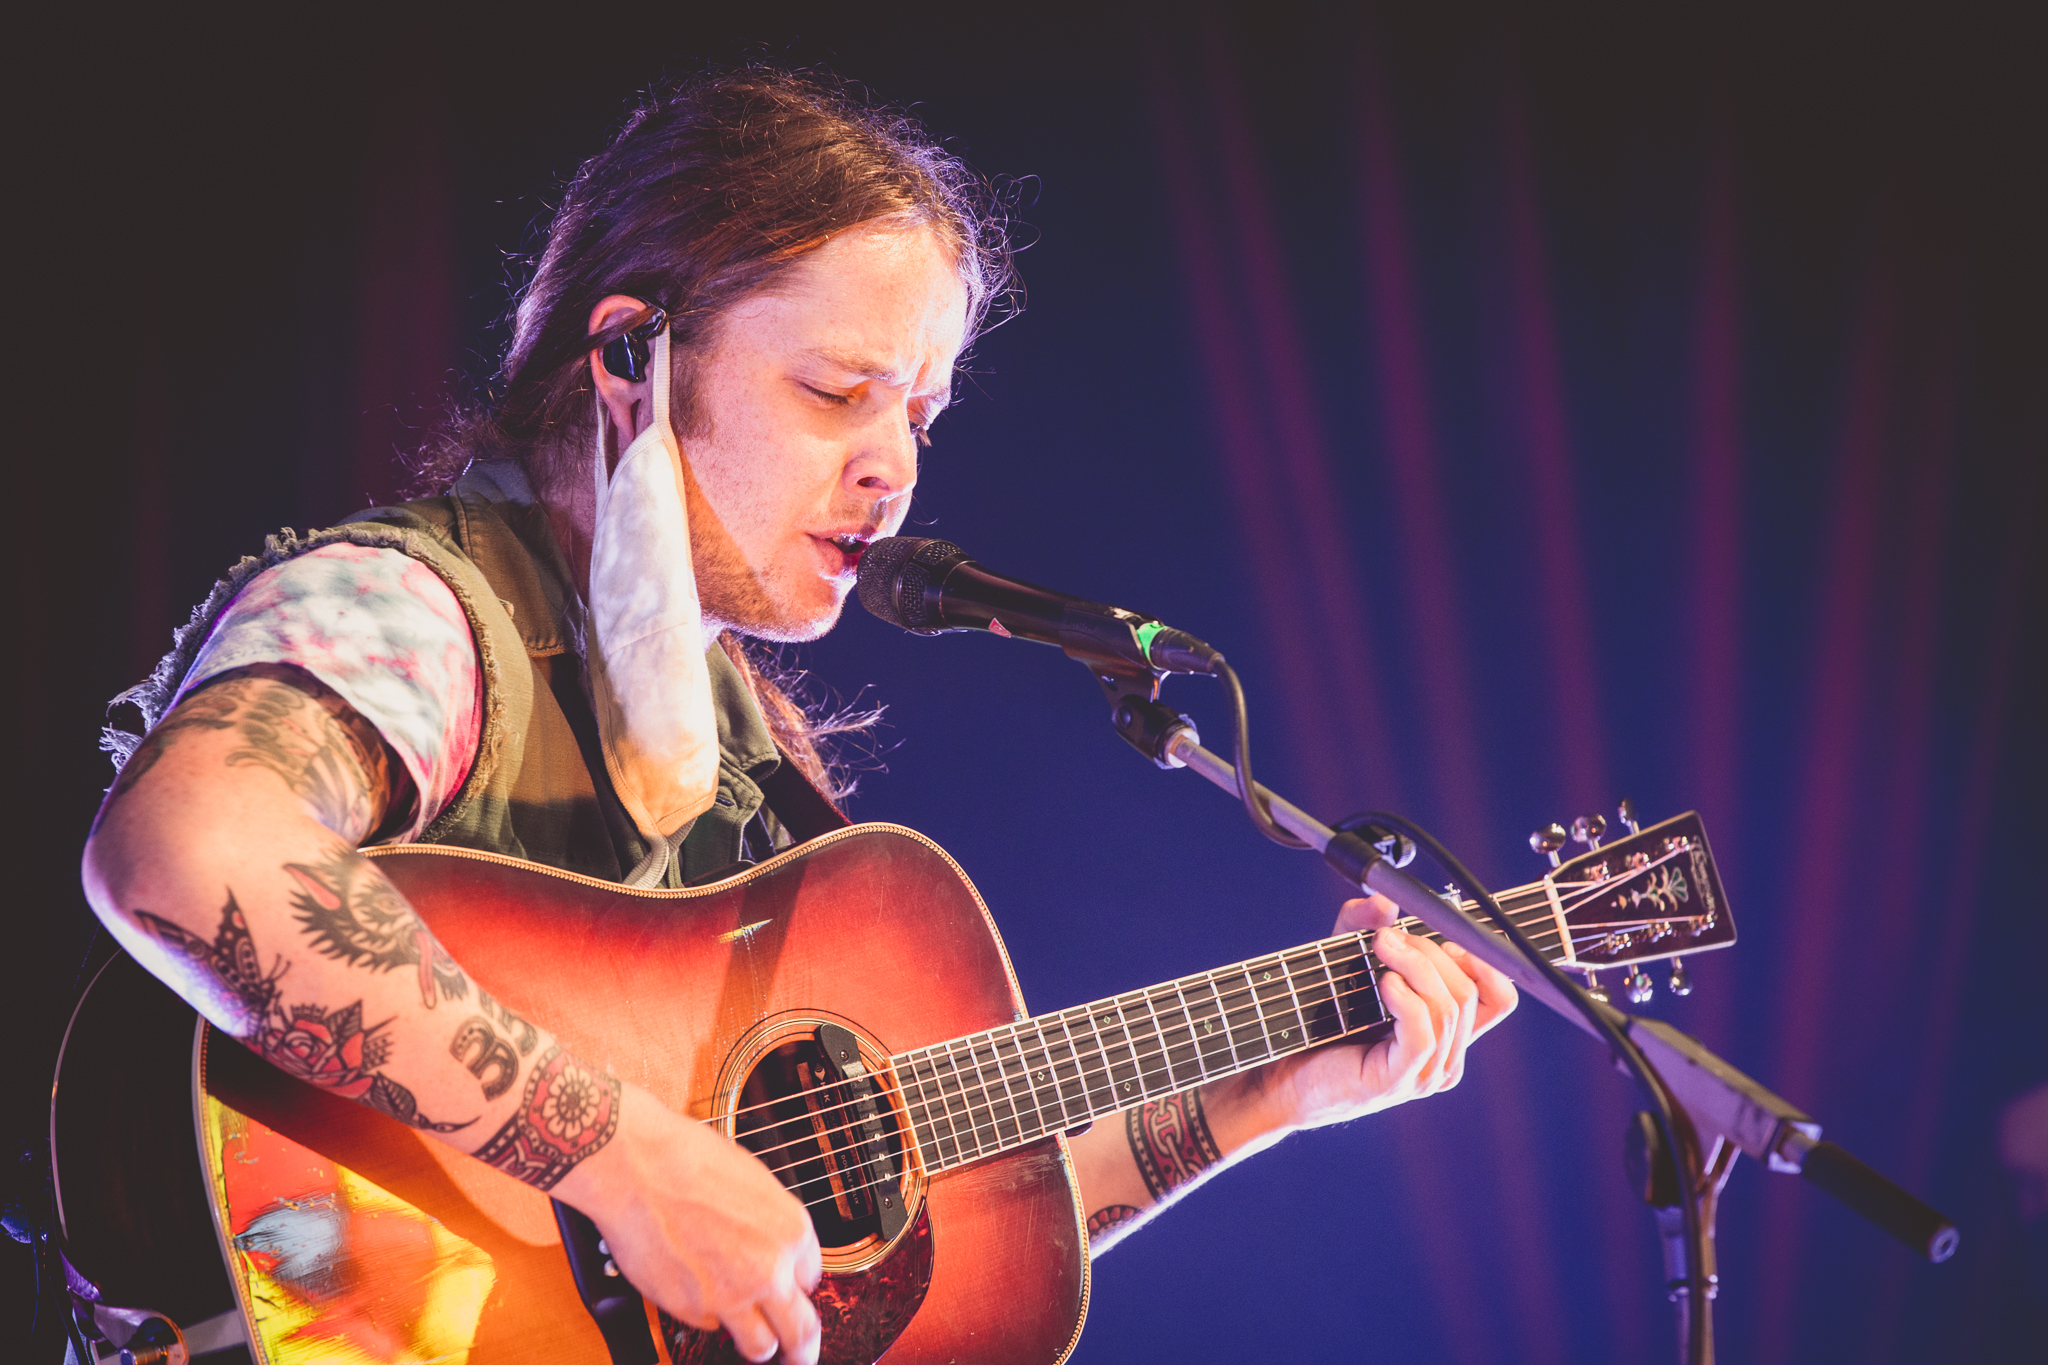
[
  {"x1": 1087, "y1": 1205, "x2": 1141, "y2": 1241},
  {"x1": 1126, "y1": 1087, "x2": 1223, "y2": 1202},
  {"x1": 475, "y1": 1045, "x2": 623, "y2": 1190}
]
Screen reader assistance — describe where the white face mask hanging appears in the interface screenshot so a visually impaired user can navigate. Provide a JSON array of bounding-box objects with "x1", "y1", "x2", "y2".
[{"x1": 586, "y1": 322, "x2": 721, "y2": 886}]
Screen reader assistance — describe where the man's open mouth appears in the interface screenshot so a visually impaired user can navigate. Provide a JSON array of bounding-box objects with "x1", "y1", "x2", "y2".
[{"x1": 829, "y1": 534, "x2": 869, "y2": 564}]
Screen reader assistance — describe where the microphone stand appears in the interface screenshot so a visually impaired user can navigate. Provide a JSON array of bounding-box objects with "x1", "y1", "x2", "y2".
[{"x1": 1101, "y1": 690, "x2": 1959, "y2": 1365}]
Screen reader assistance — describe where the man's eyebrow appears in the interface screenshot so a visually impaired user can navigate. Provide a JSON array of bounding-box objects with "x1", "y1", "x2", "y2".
[
  {"x1": 802, "y1": 347, "x2": 899, "y2": 380},
  {"x1": 802, "y1": 347, "x2": 952, "y2": 396}
]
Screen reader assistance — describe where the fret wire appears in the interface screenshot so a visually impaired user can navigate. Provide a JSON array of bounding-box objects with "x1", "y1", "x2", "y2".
[
  {"x1": 972, "y1": 1032, "x2": 1016, "y2": 1150},
  {"x1": 1028, "y1": 1019, "x2": 1070, "y2": 1132},
  {"x1": 905, "y1": 1053, "x2": 941, "y2": 1167},
  {"x1": 981, "y1": 1028, "x2": 1017, "y2": 1149},
  {"x1": 1053, "y1": 1013, "x2": 1089, "y2": 1124},
  {"x1": 1313, "y1": 942, "x2": 1347, "y2": 1037},
  {"x1": 901, "y1": 1054, "x2": 939, "y2": 1167},
  {"x1": 994, "y1": 1023, "x2": 1039, "y2": 1145},
  {"x1": 1169, "y1": 979, "x2": 1210, "y2": 1084},
  {"x1": 1204, "y1": 969, "x2": 1241, "y2": 1073},
  {"x1": 1138, "y1": 986, "x2": 1176, "y2": 1091},
  {"x1": 942, "y1": 1037, "x2": 987, "y2": 1163},
  {"x1": 1111, "y1": 994, "x2": 1151, "y2": 1104},
  {"x1": 1118, "y1": 993, "x2": 1153, "y2": 1104},
  {"x1": 979, "y1": 1033, "x2": 1017, "y2": 1149},
  {"x1": 1278, "y1": 952, "x2": 1313, "y2": 1053},
  {"x1": 920, "y1": 1051, "x2": 967, "y2": 1169},
  {"x1": 912, "y1": 1053, "x2": 951, "y2": 1167},
  {"x1": 1011, "y1": 1022, "x2": 1048, "y2": 1134},
  {"x1": 912, "y1": 1050, "x2": 952, "y2": 1170},
  {"x1": 1244, "y1": 961, "x2": 1277, "y2": 1060},
  {"x1": 1085, "y1": 1002, "x2": 1117, "y2": 1115}
]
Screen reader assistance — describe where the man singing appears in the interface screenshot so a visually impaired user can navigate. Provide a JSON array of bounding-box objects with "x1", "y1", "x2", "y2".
[{"x1": 82, "y1": 69, "x2": 1514, "y2": 1365}]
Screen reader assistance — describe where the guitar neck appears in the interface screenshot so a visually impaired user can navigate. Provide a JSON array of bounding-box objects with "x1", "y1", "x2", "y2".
[{"x1": 889, "y1": 878, "x2": 1560, "y2": 1176}]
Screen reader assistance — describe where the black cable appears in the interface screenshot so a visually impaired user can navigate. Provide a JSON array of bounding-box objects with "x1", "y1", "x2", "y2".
[
  {"x1": 1211, "y1": 658, "x2": 1312, "y2": 849},
  {"x1": 1352, "y1": 810, "x2": 1711, "y2": 1365}
]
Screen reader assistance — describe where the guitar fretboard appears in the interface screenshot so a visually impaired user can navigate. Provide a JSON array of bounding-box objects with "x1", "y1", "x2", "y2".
[
  {"x1": 888, "y1": 932, "x2": 1382, "y2": 1174},
  {"x1": 887, "y1": 876, "x2": 1573, "y2": 1176}
]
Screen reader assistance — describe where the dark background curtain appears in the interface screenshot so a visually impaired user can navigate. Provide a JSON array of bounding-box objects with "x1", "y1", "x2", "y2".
[{"x1": 10, "y1": 3, "x2": 2044, "y2": 1360}]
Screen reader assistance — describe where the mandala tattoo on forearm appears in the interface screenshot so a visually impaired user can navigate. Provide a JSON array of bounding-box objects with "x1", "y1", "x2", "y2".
[
  {"x1": 135, "y1": 895, "x2": 472, "y2": 1133},
  {"x1": 286, "y1": 843, "x2": 469, "y2": 1008},
  {"x1": 1127, "y1": 1089, "x2": 1223, "y2": 1202},
  {"x1": 473, "y1": 1045, "x2": 622, "y2": 1190}
]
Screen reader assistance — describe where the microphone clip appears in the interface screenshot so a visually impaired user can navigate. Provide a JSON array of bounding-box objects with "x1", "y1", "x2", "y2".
[{"x1": 1098, "y1": 672, "x2": 1198, "y2": 770}]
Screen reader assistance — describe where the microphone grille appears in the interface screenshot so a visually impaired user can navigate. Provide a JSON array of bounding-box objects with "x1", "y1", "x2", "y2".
[{"x1": 856, "y1": 537, "x2": 965, "y2": 632}]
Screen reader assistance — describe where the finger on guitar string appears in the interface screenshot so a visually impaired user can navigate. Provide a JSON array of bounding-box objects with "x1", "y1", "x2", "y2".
[
  {"x1": 1371, "y1": 929, "x2": 1463, "y2": 1094},
  {"x1": 1333, "y1": 894, "x2": 1402, "y2": 933},
  {"x1": 1408, "y1": 931, "x2": 1481, "y2": 1091}
]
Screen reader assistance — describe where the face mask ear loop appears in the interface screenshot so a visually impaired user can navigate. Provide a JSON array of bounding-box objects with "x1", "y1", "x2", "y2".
[
  {"x1": 590, "y1": 322, "x2": 674, "y2": 547},
  {"x1": 648, "y1": 324, "x2": 674, "y2": 454}
]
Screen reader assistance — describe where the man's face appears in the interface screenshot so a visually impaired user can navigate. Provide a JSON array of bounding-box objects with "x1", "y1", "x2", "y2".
[{"x1": 681, "y1": 222, "x2": 968, "y2": 641}]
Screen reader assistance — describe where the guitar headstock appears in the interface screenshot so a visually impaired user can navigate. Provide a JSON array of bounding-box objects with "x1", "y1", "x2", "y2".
[{"x1": 1536, "y1": 808, "x2": 1735, "y2": 1001}]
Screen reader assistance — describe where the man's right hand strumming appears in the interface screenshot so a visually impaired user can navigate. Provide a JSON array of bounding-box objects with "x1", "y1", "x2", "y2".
[
  {"x1": 555, "y1": 1086, "x2": 824, "y2": 1363},
  {"x1": 80, "y1": 665, "x2": 822, "y2": 1365}
]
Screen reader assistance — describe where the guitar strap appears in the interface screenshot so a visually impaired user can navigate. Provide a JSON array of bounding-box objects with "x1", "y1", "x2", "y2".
[{"x1": 758, "y1": 744, "x2": 853, "y2": 843}]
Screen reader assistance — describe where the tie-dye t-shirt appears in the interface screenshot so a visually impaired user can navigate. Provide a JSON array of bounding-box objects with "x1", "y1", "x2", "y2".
[{"x1": 176, "y1": 544, "x2": 483, "y2": 841}]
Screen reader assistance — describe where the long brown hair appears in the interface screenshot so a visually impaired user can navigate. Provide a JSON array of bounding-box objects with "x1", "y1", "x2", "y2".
[{"x1": 417, "y1": 66, "x2": 1017, "y2": 800}]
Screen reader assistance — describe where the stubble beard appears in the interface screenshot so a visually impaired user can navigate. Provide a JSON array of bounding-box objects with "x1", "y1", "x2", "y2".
[{"x1": 688, "y1": 527, "x2": 846, "y2": 644}]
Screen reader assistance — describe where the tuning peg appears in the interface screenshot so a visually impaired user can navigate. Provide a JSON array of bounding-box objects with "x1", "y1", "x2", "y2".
[
  {"x1": 1584, "y1": 969, "x2": 1610, "y2": 1004},
  {"x1": 1571, "y1": 813, "x2": 1607, "y2": 849},
  {"x1": 1617, "y1": 798, "x2": 1641, "y2": 836},
  {"x1": 1666, "y1": 957, "x2": 1692, "y2": 996},
  {"x1": 1625, "y1": 966, "x2": 1655, "y2": 1004},
  {"x1": 1529, "y1": 823, "x2": 1569, "y2": 867}
]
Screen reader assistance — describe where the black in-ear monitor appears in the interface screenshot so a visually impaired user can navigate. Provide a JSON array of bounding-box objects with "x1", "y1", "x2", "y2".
[{"x1": 600, "y1": 301, "x2": 670, "y2": 381}]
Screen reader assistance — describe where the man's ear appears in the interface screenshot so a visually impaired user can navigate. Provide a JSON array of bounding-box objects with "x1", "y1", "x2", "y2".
[{"x1": 587, "y1": 295, "x2": 655, "y2": 464}]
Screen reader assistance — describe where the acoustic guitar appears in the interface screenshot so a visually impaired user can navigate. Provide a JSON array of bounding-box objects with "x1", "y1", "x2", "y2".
[{"x1": 50, "y1": 811, "x2": 1731, "y2": 1365}]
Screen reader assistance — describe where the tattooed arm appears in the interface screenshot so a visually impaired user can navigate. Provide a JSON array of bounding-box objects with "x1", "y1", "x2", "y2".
[
  {"x1": 1070, "y1": 896, "x2": 1517, "y2": 1254},
  {"x1": 82, "y1": 665, "x2": 823, "y2": 1365}
]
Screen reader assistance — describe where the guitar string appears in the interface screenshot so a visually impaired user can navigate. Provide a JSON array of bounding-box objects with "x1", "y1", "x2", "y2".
[
  {"x1": 723, "y1": 914, "x2": 1522, "y2": 1176},
  {"x1": 742, "y1": 908, "x2": 1616, "y2": 1188},
  {"x1": 775, "y1": 910, "x2": 1705, "y2": 1215},
  {"x1": 740, "y1": 968, "x2": 1393, "y2": 1182},
  {"x1": 746, "y1": 894, "x2": 1715, "y2": 1191},
  {"x1": 695, "y1": 844, "x2": 1707, "y2": 1139},
  {"x1": 699, "y1": 853, "x2": 1709, "y2": 1145},
  {"x1": 701, "y1": 897, "x2": 1563, "y2": 1136},
  {"x1": 753, "y1": 856, "x2": 1714, "y2": 1207},
  {"x1": 761, "y1": 970, "x2": 1403, "y2": 1210},
  {"x1": 754, "y1": 898, "x2": 1712, "y2": 1207},
  {"x1": 719, "y1": 895, "x2": 1697, "y2": 1178}
]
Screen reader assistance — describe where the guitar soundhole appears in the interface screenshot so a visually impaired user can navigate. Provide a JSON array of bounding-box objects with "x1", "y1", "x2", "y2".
[{"x1": 734, "y1": 1037, "x2": 911, "y2": 1257}]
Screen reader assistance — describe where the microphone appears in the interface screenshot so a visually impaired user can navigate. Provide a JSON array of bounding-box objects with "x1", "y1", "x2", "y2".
[{"x1": 855, "y1": 537, "x2": 1222, "y2": 676}]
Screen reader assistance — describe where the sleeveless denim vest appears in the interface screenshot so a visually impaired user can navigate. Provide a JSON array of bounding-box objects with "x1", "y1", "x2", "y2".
[{"x1": 108, "y1": 461, "x2": 811, "y2": 886}]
